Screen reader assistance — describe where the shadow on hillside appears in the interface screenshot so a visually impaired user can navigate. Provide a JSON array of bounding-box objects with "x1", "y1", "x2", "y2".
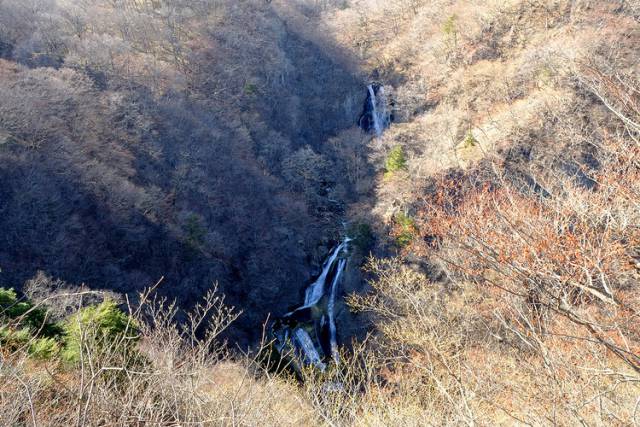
[{"x1": 0, "y1": 2, "x2": 381, "y2": 349}]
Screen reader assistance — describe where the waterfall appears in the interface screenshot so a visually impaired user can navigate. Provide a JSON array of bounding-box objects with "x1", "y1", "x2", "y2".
[
  {"x1": 367, "y1": 85, "x2": 382, "y2": 137},
  {"x1": 273, "y1": 238, "x2": 351, "y2": 370},
  {"x1": 304, "y1": 239, "x2": 349, "y2": 307},
  {"x1": 293, "y1": 328, "x2": 327, "y2": 371},
  {"x1": 369, "y1": 85, "x2": 382, "y2": 136},
  {"x1": 367, "y1": 84, "x2": 389, "y2": 137},
  {"x1": 328, "y1": 257, "x2": 346, "y2": 363}
]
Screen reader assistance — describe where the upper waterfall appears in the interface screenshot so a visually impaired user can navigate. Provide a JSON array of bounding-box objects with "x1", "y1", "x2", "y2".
[
  {"x1": 359, "y1": 84, "x2": 391, "y2": 137},
  {"x1": 368, "y1": 85, "x2": 384, "y2": 137}
]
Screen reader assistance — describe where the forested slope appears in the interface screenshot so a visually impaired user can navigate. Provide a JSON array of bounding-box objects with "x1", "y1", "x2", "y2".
[
  {"x1": 1, "y1": 0, "x2": 640, "y2": 425},
  {"x1": 0, "y1": 0, "x2": 365, "y2": 343}
]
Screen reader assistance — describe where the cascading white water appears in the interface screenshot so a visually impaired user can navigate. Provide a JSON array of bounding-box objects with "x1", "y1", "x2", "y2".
[
  {"x1": 293, "y1": 328, "x2": 327, "y2": 371},
  {"x1": 276, "y1": 238, "x2": 350, "y2": 370},
  {"x1": 327, "y1": 257, "x2": 346, "y2": 363},
  {"x1": 304, "y1": 239, "x2": 349, "y2": 307},
  {"x1": 367, "y1": 85, "x2": 383, "y2": 137},
  {"x1": 367, "y1": 84, "x2": 389, "y2": 138}
]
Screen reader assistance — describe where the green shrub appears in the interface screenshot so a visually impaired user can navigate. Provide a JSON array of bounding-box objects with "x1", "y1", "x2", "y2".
[
  {"x1": 0, "y1": 287, "x2": 19, "y2": 312},
  {"x1": 1, "y1": 289, "x2": 139, "y2": 363},
  {"x1": 442, "y1": 14, "x2": 458, "y2": 52},
  {"x1": 244, "y1": 82, "x2": 258, "y2": 95},
  {"x1": 395, "y1": 212, "x2": 417, "y2": 247},
  {"x1": 463, "y1": 131, "x2": 478, "y2": 148},
  {"x1": 0, "y1": 326, "x2": 58, "y2": 359},
  {"x1": 29, "y1": 337, "x2": 60, "y2": 360},
  {"x1": 347, "y1": 222, "x2": 375, "y2": 253},
  {"x1": 185, "y1": 214, "x2": 206, "y2": 249},
  {"x1": 0, "y1": 287, "x2": 63, "y2": 356},
  {"x1": 0, "y1": 326, "x2": 31, "y2": 348},
  {"x1": 443, "y1": 14, "x2": 457, "y2": 37},
  {"x1": 62, "y1": 300, "x2": 138, "y2": 363},
  {"x1": 385, "y1": 146, "x2": 407, "y2": 175},
  {"x1": 1, "y1": 287, "x2": 38, "y2": 321}
]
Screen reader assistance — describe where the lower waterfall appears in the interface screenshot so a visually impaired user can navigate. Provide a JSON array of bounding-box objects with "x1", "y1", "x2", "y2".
[{"x1": 272, "y1": 238, "x2": 351, "y2": 370}]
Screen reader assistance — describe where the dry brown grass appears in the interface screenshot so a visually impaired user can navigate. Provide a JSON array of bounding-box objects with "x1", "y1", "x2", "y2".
[
  {"x1": 318, "y1": 1, "x2": 640, "y2": 424},
  {"x1": 0, "y1": 286, "x2": 316, "y2": 426}
]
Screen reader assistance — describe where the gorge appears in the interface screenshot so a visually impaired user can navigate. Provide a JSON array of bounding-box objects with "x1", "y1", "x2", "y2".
[
  {"x1": 273, "y1": 80, "x2": 392, "y2": 370},
  {"x1": 3, "y1": 1, "x2": 639, "y2": 424}
]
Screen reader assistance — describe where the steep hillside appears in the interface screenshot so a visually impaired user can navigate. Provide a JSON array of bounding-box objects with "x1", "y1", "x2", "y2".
[
  {"x1": 320, "y1": 0, "x2": 640, "y2": 424},
  {"x1": 1, "y1": 0, "x2": 639, "y2": 425},
  {"x1": 0, "y1": 0, "x2": 365, "y2": 344}
]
